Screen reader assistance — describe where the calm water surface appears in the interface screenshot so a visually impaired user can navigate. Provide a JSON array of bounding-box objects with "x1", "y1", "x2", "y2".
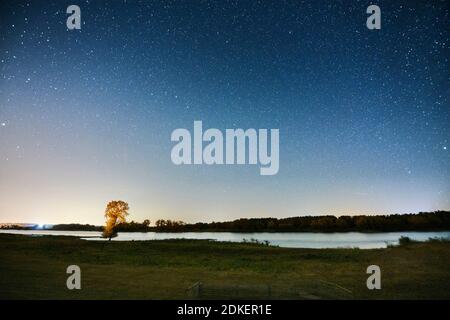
[{"x1": 1, "y1": 229, "x2": 449, "y2": 249}]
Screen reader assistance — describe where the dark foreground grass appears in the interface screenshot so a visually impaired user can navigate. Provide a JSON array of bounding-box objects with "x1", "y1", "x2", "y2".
[{"x1": 0, "y1": 234, "x2": 449, "y2": 299}]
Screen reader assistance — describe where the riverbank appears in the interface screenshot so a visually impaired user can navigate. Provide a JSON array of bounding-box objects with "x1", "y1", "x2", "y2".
[
  {"x1": 2, "y1": 229, "x2": 450, "y2": 248},
  {"x1": 0, "y1": 234, "x2": 449, "y2": 299}
]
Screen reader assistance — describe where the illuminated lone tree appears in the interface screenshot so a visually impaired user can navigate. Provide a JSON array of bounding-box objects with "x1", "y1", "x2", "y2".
[{"x1": 102, "y1": 200, "x2": 129, "y2": 240}]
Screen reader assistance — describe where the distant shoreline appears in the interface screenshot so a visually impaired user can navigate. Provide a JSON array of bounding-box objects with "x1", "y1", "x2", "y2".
[
  {"x1": 4, "y1": 228, "x2": 450, "y2": 234},
  {"x1": 1, "y1": 210, "x2": 450, "y2": 233}
]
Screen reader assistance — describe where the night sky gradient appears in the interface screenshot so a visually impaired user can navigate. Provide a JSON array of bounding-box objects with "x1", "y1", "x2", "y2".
[{"x1": 0, "y1": 0, "x2": 449, "y2": 225}]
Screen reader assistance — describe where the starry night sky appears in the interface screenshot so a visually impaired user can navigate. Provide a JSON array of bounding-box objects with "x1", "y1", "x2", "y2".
[{"x1": 0, "y1": 0, "x2": 449, "y2": 225}]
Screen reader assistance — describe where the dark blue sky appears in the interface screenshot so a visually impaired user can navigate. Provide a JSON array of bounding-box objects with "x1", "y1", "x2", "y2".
[{"x1": 0, "y1": 0, "x2": 449, "y2": 224}]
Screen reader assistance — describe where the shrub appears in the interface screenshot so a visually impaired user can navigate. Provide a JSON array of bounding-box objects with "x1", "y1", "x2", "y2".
[{"x1": 398, "y1": 236, "x2": 413, "y2": 246}]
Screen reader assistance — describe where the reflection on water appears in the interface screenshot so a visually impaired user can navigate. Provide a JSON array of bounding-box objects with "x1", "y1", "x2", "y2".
[{"x1": 1, "y1": 229, "x2": 449, "y2": 249}]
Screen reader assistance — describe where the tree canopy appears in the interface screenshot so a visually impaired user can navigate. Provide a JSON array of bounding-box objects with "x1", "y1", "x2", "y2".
[{"x1": 102, "y1": 200, "x2": 129, "y2": 240}]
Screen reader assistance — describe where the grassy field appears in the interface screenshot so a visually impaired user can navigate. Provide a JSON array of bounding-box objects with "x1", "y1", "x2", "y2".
[{"x1": 0, "y1": 234, "x2": 449, "y2": 299}]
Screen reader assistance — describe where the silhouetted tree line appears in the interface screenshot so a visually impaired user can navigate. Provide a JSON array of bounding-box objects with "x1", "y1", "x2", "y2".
[
  {"x1": 153, "y1": 219, "x2": 186, "y2": 231},
  {"x1": 0, "y1": 223, "x2": 103, "y2": 231},
  {"x1": 114, "y1": 219, "x2": 151, "y2": 232},
  {"x1": 156, "y1": 211, "x2": 450, "y2": 232},
  {"x1": 0, "y1": 224, "x2": 34, "y2": 230},
  {"x1": 3, "y1": 211, "x2": 449, "y2": 232},
  {"x1": 51, "y1": 224, "x2": 102, "y2": 231}
]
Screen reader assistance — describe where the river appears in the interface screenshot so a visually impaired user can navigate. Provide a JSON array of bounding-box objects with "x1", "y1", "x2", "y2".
[{"x1": 1, "y1": 229, "x2": 449, "y2": 249}]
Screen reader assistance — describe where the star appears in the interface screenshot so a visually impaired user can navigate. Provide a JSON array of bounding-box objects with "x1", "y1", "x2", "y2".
[{"x1": 0, "y1": 0, "x2": 448, "y2": 222}]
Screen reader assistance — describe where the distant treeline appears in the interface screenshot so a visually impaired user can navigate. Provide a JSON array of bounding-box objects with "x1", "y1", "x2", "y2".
[
  {"x1": 2, "y1": 211, "x2": 449, "y2": 233},
  {"x1": 0, "y1": 224, "x2": 104, "y2": 231},
  {"x1": 51, "y1": 224, "x2": 102, "y2": 231},
  {"x1": 46, "y1": 221, "x2": 152, "y2": 232},
  {"x1": 115, "y1": 219, "x2": 152, "y2": 232},
  {"x1": 152, "y1": 211, "x2": 450, "y2": 233},
  {"x1": 50, "y1": 220, "x2": 153, "y2": 232},
  {"x1": 0, "y1": 224, "x2": 35, "y2": 230}
]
